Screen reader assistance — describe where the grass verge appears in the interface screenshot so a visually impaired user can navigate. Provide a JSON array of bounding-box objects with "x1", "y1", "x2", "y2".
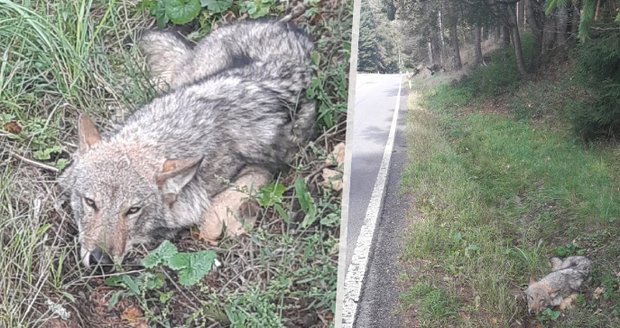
[{"x1": 400, "y1": 51, "x2": 620, "y2": 327}]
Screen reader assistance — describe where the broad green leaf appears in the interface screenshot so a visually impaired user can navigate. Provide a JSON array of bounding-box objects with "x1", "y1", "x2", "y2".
[
  {"x1": 165, "y1": 0, "x2": 201, "y2": 25},
  {"x1": 143, "y1": 240, "x2": 178, "y2": 268},
  {"x1": 104, "y1": 276, "x2": 124, "y2": 287},
  {"x1": 201, "y1": 0, "x2": 232, "y2": 13},
  {"x1": 319, "y1": 212, "x2": 339, "y2": 227},
  {"x1": 160, "y1": 291, "x2": 174, "y2": 304},
  {"x1": 168, "y1": 251, "x2": 217, "y2": 287},
  {"x1": 294, "y1": 177, "x2": 317, "y2": 228},
  {"x1": 122, "y1": 275, "x2": 141, "y2": 296},
  {"x1": 54, "y1": 158, "x2": 68, "y2": 170},
  {"x1": 255, "y1": 182, "x2": 286, "y2": 207},
  {"x1": 104, "y1": 275, "x2": 141, "y2": 296},
  {"x1": 274, "y1": 203, "x2": 290, "y2": 224},
  {"x1": 33, "y1": 145, "x2": 61, "y2": 160},
  {"x1": 143, "y1": 272, "x2": 165, "y2": 290}
]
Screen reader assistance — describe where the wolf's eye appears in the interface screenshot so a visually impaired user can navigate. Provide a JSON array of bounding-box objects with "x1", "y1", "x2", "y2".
[
  {"x1": 126, "y1": 207, "x2": 141, "y2": 215},
  {"x1": 84, "y1": 197, "x2": 97, "y2": 210}
]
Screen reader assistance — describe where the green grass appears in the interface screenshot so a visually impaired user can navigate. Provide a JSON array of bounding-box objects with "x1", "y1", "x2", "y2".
[
  {"x1": 0, "y1": 0, "x2": 349, "y2": 326},
  {"x1": 400, "y1": 51, "x2": 620, "y2": 326},
  {"x1": 400, "y1": 282, "x2": 461, "y2": 326}
]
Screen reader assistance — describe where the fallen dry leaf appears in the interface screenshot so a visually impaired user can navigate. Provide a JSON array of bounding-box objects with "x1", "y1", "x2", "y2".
[
  {"x1": 325, "y1": 142, "x2": 345, "y2": 167},
  {"x1": 321, "y1": 168, "x2": 342, "y2": 191},
  {"x1": 121, "y1": 306, "x2": 147, "y2": 328},
  {"x1": 3, "y1": 121, "x2": 22, "y2": 134},
  {"x1": 593, "y1": 286, "x2": 605, "y2": 299}
]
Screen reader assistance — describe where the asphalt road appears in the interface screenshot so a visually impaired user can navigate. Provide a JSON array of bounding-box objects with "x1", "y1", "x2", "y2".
[
  {"x1": 353, "y1": 82, "x2": 409, "y2": 328},
  {"x1": 345, "y1": 73, "x2": 404, "y2": 273}
]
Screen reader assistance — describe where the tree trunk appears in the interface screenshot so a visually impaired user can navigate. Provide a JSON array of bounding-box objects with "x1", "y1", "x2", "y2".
[
  {"x1": 446, "y1": 1, "x2": 462, "y2": 70},
  {"x1": 427, "y1": 40, "x2": 433, "y2": 65},
  {"x1": 526, "y1": 0, "x2": 544, "y2": 69},
  {"x1": 569, "y1": 0, "x2": 580, "y2": 42},
  {"x1": 474, "y1": 24, "x2": 483, "y2": 66},
  {"x1": 438, "y1": 5, "x2": 446, "y2": 66},
  {"x1": 495, "y1": 24, "x2": 502, "y2": 42},
  {"x1": 507, "y1": 4, "x2": 528, "y2": 75},
  {"x1": 518, "y1": 0, "x2": 525, "y2": 28},
  {"x1": 502, "y1": 25, "x2": 511, "y2": 46},
  {"x1": 556, "y1": 6, "x2": 568, "y2": 47},
  {"x1": 430, "y1": 33, "x2": 442, "y2": 66},
  {"x1": 542, "y1": 14, "x2": 556, "y2": 53}
]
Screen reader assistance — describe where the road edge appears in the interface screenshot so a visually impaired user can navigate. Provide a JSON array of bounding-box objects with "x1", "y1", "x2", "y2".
[
  {"x1": 333, "y1": 0, "x2": 362, "y2": 325},
  {"x1": 340, "y1": 76, "x2": 403, "y2": 327}
]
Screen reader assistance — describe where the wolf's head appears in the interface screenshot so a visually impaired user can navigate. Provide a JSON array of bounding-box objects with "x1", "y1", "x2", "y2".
[
  {"x1": 525, "y1": 277, "x2": 557, "y2": 314},
  {"x1": 59, "y1": 114, "x2": 202, "y2": 269}
]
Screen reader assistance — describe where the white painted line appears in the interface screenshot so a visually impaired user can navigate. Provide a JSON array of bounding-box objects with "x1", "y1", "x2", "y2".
[
  {"x1": 334, "y1": 0, "x2": 362, "y2": 324},
  {"x1": 340, "y1": 76, "x2": 403, "y2": 327}
]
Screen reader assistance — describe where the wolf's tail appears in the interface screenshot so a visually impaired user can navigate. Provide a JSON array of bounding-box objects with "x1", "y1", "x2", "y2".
[
  {"x1": 560, "y1": 256, "x2": 593, "y2": 274},
  {"x1": 138, "y1": 31, "x2": 193, "y2": 91}
]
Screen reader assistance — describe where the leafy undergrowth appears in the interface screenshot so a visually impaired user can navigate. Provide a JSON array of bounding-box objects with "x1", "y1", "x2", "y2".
[
  {"x1": 399, "y1": 52, "x2": 620, "y2": 327},
  {"x1": 0, "y1": 0, "x2": 351, "y2": 327}
]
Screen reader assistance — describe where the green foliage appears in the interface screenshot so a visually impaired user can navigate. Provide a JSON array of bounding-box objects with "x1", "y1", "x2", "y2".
[
  {"x1": 400, "y1": 283, "x2": 460, "y2": 326},
  {"x1": 537, "y1": 308, "x2": 562, "y2": 322},
  {"x1": 139, "y1": 0, "x2": 281, "y2": 29},
  {"x1": 358, "y1": 0, "x2": 399, "y2": 73},
  {"x1": 295, "y1": 177, "x2": 317, "y2": 228},
  {"x1": 544, "y1": 0, "x2": 571, "y2": 15},
  {"x1": 222, "y1": 286, "x2": 284, "y2": 328},
  {"x1": 570, "y1": 32, "x2": 620, "y2": 140},
  {"x1": 141, "y1": 240, "x2": 217, "y2": 287},
  {"x1": 103, "y1": 241, "x2": 216, "y2": 325},
  {"x1": 553, "y1": 243, "x2": 584, "y2": 257},
  {"x1": 579, "y1": 0, "x2": 596, "y2": 42},
  {"x1": 307, "y1": 49, "x2": 350, "y2": 129}
]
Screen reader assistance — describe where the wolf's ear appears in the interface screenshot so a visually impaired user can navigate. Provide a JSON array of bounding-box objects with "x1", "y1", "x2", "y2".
[
  {"x1": 528, "y1": 276, "x2": 537, "y2": 286},
  {"x1": 547, "y1": 287, "x2": 560, "y2": 298},
  {"x1": 78, "y1": 113, "x2": 101, "y2": 153},
  {"x1": 156, "y1": 157, "x2": 203, "y2": 196}
]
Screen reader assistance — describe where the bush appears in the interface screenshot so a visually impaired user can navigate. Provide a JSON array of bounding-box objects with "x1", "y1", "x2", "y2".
[
  {"x1": 457, "y1": 35, "x2": 535, "y2": 98},
  {"x1": 570, "y1": 32, "x2": 620, "y2": 140}
]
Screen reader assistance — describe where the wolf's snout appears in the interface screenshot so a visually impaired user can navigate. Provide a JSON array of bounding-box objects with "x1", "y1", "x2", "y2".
[{"x1": 89, "y1": 246, "x2": 113, "y2": 269}]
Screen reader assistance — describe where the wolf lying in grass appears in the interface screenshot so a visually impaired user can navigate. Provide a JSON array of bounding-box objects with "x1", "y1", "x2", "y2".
[
  {"x1": 58, "y1": 20, "x2": 316, "y2": 269},
  {"x1": 525, "y1": 256, "x2": 592, "y2": 314}
]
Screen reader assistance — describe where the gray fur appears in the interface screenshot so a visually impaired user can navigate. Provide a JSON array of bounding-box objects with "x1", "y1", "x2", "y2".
[
  {"x1": 58, "y1": 20, "x2": 316, "y2": 267},
  {"x1": 525, "y1": 256, "x2": 592, "y2": 313}
]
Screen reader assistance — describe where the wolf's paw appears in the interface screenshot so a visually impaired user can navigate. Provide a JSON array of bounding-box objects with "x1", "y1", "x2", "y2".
[
  {"x1": 237, "y1": 198, "x2": 260, "y2": 223},
  {"x1": 198, "y1": 211, "x2": 223, "y2": 246},
  {"x1": 559, "y1": 294, "x2": 578, "y2": 311}
]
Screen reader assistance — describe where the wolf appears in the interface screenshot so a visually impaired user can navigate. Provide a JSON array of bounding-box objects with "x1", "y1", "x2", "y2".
[
  {"x1": 58, "y1": 20, "x2": 316, "y2": 268},
  {"x1": 525, "y1": 256, "x2": 592, "y2": 314}
]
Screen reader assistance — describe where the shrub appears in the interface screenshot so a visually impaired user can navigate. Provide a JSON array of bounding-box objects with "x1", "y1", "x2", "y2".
[{"x1": 570, "y1": 31, "x2": 620, "y2": 140}]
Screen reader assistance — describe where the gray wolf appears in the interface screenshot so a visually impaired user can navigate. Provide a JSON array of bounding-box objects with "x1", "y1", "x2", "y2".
[
  {"x1": 525, "y1": 256, "x2": 592, "y2": 314},
  {"x1": 58, "y1": 20, "x2": 316, "y2": 268}
]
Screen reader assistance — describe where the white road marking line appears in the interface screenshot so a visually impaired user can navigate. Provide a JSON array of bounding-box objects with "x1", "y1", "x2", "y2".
[{"x1": 340, "y1": 76, "x2": 403, "y2": 327}]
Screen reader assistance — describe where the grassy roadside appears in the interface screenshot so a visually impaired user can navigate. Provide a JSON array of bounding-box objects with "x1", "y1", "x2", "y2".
[
  {"x1": 0, "y1": 0, "x2": 350, "y2": 327},
  {"x1": 399, "y1": 48, "x2": 620, "y2": 327}
]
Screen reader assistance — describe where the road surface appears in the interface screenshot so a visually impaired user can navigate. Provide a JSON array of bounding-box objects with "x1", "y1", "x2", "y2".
[
  {"x1": 345, "y1": 73, "x2": 403, "y2": 272},
  {"x1": 340, "y1": 73, "x2": 408, "y2": 327}
]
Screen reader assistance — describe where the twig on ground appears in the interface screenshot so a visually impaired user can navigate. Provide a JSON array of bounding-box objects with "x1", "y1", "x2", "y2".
[
  {"x1": 9, "y1": 152, "x2": 60, "y2": 173},
  {"x1": 304, "y1": 162, "x2": 329, "y2": 184}
]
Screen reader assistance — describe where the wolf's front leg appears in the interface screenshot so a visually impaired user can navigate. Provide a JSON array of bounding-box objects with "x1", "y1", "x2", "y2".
[{"x1": 199, "y1": 167, "x2": 271, "y2": 245}]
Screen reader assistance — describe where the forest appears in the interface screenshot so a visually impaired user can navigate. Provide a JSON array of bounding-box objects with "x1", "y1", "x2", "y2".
[{"x1": 359, "y1": 0, "x2": 620, "y2": 140}]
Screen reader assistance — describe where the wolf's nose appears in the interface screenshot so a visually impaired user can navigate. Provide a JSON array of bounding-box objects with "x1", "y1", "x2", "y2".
[{"x1": 89, "y1": 247, "x2": 113, "y2": 268}]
